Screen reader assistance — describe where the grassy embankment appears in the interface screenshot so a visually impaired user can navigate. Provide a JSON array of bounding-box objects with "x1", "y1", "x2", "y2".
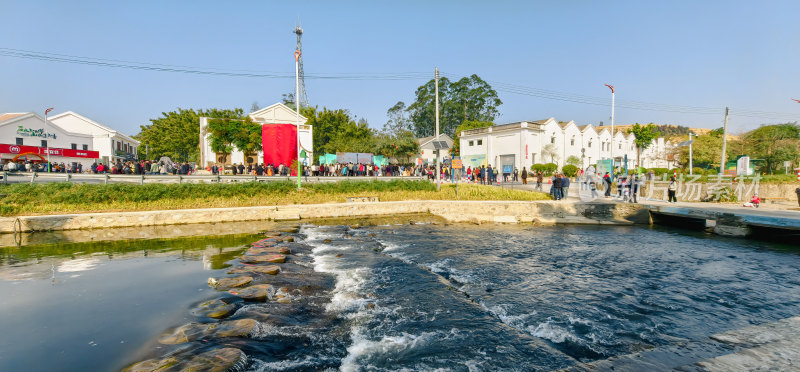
[{"x1": 0, "y1": 180, "x2": 551, "y2": 216}]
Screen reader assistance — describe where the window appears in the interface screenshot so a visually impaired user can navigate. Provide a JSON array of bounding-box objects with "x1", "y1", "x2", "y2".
[
  {"x1": 570, "y1": 136, "x2": 575, "y2": 146},
  {"x1": 618, "y1": 143, "x2": 622, "y2": 150},
  {"x1": 550, "y1": 136, "x2": 555, "y2": 144},
  {"x1": 531, "y1": 153, "x2": 536, "y2": 163},
  {"x1": 71, "y1": 143, "x2": 77, "y2": 150},
  {"x1": 477, "y1": 140, "x2": 482, "y2": 145},
  {"x1": 41, "y1": 140, "x2": 47, "y2": 147},
  {"x1": 82, "y1": 144, "x2": 88, "y2": 150},
  {"x1": 124, "y1": 143, "x2": 128, "y2": 152},
  {"x1": 588, "y1": 140, "x2": 592, "y2": 148},
  {"x1": 117, "y1": 142, "x2": 121, "y2": 151},
  {"x1": 15, "y1": 137, "x2": 23, "y2": 145},
  {"x1": 469, "y1": 140, "x2": 474, "y2": 146}
]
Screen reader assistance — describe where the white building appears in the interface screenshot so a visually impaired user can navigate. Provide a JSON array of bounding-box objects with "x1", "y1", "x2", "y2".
[
  {"x1": 0, "y1": 112, "x2": 100, "y2": 167},
  {"x1": 199, "y1": 103, "x2": 312, "y2": 167},
  {"x1": 48, "y1": 111, "x2": 140, "y2": 164},
  {"x1": 416, "y1": 134, "x2": 454, "y2": 164},
  {"x1": 459, "y1": 118, "x2": 674, "y2": 172}
]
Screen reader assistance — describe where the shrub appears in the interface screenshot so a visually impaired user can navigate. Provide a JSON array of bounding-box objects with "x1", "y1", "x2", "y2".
[
  {"x1": 542, "y1": 163, "x2": 558, "y2": 175},
  {"x1": 562, "y1": 164, "x2": 578, "y2": 177},
  {"x1": 647, "y1": 168, "x2": 670, "y2": 176}
]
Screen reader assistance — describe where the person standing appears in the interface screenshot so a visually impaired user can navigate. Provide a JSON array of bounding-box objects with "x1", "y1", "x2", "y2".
[
  {"x1": 521, "y1": 168, "x2": 528, "y2": 185},
  {"x1": 632, "y1": 175, "x2": 640, "y2": 203},
  {"x1": 796, "y1": 187, "x2": 800, "y2": 207},
  {"x1": 603, "y1": 172, "x2": 612, "y2": 197},
  {"x1": 668, "y1": 176, "x2": 677, "y2": 203},
  {"x1": 552, "y1": 173, "x2": 563, "y2": 200},
  {"x1": 487, "y1": 165, "x2": 493, "y2": 184},
  {"x1": 561, "y1": 173, "x2": 570, "y2": 199}
]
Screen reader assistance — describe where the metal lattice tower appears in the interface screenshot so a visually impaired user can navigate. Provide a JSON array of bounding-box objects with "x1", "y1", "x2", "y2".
[{"x1": 294, "y1": 24, "x2": 309, "y2": 108}]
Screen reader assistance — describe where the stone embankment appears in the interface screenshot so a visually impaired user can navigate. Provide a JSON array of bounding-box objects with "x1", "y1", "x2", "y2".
[{"x1": 0, "y1": 200, "x2": 649, "y2": 234}]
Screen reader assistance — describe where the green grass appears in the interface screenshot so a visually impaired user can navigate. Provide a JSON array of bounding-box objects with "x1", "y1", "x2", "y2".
[{"x1": 0, "y1": 180, "x2": 551, "y2": 216}]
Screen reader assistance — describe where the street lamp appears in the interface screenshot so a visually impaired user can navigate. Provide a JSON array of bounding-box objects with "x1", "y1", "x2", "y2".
[
  {"x1": 604, "y1": 84, "x2": 615, "y2": 172},
  {"x1": 44, "y1": 107, "x2": 54, "y2": 172},
  {"x1": 688, "y1": 133, "x2": 696, "y2": 175}
]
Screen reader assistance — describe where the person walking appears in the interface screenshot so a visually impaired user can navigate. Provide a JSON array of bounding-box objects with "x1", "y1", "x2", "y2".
[
  {"x1": 632, "y1": 175, "x2": 640, "y2": 203},
  {"x1": 561, "y1": 173, "x2": 570, "y2": 199},
  {"x1": 536, "y1": 171, "x2": 543, "y2": 191},
  {"x1": 521, "y1": 168, "x2": 528, "y2": 185},
  {"x1": 513, "y1": 168, "x2": 519, "y2": 182},
  {"x1": 486, "y1": 165, "x2": 493, "y2": 184},
  {"x1": 668, "y1": 176, "x2": 678, "y2": 203},
  {"x1": 480, "y1": 166, "x2": 486, "y2": 185}
]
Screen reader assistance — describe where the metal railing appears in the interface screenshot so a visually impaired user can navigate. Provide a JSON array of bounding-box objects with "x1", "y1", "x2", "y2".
[{"x1": 1, "y1": 171, "x2": 425, "y2": 185}]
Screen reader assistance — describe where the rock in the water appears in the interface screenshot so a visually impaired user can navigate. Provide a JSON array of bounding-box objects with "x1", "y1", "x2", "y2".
[
  {"x1": 181, "y1": 348, "x2": 246, "y2": 372},
  {"x1": 251, "y1": 238, "x2": 277, "y2": 247},
  {"x1": 276, "y1": 297, "x2": 291, "y2": 304},
  {"x1": 227, "y1": 265, "x2": 280, "y2": 275},
  {"x1": 263, "y1": 231, "x2": 282, "y2": 237},
  {"x1": 158, "y1": 319, "x2": 257, "y2": 344},
  {"x1": 323, "y1": 239, "x2": 332, "y2": 243},
  {"x1": 122, "y1": 357, "x2": 179, "y2": 372},
  {"x1": 240, "y1": 254, "x2": 286, "y2": 264},
  {"x1": 246, "y1": 246, "x2": 290, "y2": 255},
  {"x1": 229, "y1": 284, "x2": 274, "y2": 301},
  {"x1": 280, "y1": 227, "x2": 299, "y2": 234},
  {"x1": 191, "y1": 299, "x2": 236, "y2": 319},
  {"x1": 207, "y1": 276, "x2": 253, "y2": 289}
]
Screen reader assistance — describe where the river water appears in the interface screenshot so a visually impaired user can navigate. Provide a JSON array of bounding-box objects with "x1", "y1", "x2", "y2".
[{"x1": 1, "y1": 222, "x2": 799, "y2": 371}]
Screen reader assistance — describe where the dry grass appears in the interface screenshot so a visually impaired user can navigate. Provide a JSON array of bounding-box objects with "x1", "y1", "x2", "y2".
[{"x1": 0, "y1": 181, "x2": 550, "y2": 216}]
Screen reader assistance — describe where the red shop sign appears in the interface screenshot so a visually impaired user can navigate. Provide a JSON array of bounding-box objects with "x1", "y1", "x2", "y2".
[{"x1": 0, "y1": 143, "x2": 99, "y2": 158}]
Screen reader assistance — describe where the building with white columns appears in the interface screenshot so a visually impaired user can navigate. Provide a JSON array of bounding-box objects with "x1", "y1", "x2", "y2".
[{"x1": 458, "y1": 118, "x2": 674, "y2": 172}]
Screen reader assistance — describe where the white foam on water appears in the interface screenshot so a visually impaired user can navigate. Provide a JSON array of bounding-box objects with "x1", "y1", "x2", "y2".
[
  {"x1": 528, "y1": 321, "x2": 579, "y2": 344},
  {"x1": 568, "y1": 315, "x2": 591, "y2": 326},
  {"x1": 483, "y1": 303, "x2": 537, "y2": 329},
  {"x1": 339, "y1": 328, "x2": 439, "y2": 372},
  {"x1": 57, "y1": 258, "x2": 100, "y2": 273},
  {"x1": 249, "y1": 355, "x2": 333, "y2": 371}
]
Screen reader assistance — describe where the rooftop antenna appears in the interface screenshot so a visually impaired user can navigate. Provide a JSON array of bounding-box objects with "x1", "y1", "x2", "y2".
[{"x1": 294, "y1": 20, "x2": 309, "y2": 108}]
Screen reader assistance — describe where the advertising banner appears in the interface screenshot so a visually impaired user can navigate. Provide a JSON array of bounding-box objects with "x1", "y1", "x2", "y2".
[
  {"x1": 262, "y1": 124, "x2": 297, "y2": 176},
  {"x1": 596, "y1": 159, "x2": 613, "y2": 177},
  {"x1": 336, "y1": 152, "x2": 374, "y2": 164},
  {"x1": 0, "y1": 144, "x2": 99, "y2": 159}
]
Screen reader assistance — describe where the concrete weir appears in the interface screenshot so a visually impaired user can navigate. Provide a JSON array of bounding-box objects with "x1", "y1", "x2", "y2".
[
  {"x1": 645, "y1": 202, "x2": 800, "y2": 238},
  {"x1": 0, "y1": 200, "x2": 650, "y2": 233}
]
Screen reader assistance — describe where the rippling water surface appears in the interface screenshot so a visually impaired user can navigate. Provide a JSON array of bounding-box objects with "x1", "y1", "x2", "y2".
[{"x1": 2, "y1": 222, "x2": 800, "y2": 371}]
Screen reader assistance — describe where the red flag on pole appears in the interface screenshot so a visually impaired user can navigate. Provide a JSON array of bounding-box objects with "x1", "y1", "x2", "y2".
[{"x1": 45, "y1": 107, "x2": 54, "y2": 115}]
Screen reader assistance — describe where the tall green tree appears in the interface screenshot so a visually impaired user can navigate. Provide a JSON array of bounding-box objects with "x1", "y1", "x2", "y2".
[
  {"x1": 406, "y1": 74, "x2": 501, "y2": 138},
  {"x1": 743, "y1": 122, "x2": 800, "y2": 173},
  {"x1": 382, "y1": 101, "x2": 412, "y2": 135},
  {"x1": 628, "y1": 123, "x2": 661, "y2": 168},
  {"x1": 206, "y1": 108, "x2": 250, "y2": 164},
  {"x1": 135, "y1": 108, "x2": 201, "y2": 161},
  {"x1": 675, "y1": 129, "x2": 737, "y2": 170},
  {"x1": 451, "y1": 120, "x2": 493, "y2": 155}
]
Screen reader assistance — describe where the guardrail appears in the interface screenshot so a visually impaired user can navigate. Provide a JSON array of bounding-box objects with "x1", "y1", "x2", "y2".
[{"x1": 0, "y1": 171, "x2": 426, "y2": 185}]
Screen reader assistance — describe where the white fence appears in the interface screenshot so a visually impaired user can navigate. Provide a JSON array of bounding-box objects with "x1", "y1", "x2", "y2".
[{"x1": 0, "y1": 172, "x2": 426, "y2": 185}]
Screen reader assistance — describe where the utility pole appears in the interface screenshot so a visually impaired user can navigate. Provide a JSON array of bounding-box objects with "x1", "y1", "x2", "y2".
[
  {"x1": 688, "y1": 133, "x2": 695, "y2": 175},
  {"x1": 295, "y1": 50, "x2": 302, "y2": 189},
  {"x1": 44, "y1": 107, "x2": 54, "y2": 172},
  {"x1": 435, "y1": 67, "x2": 441, "y2": 191},
  {"x1": 719, "y1": 107, "x2": 729, "y2": 175}
]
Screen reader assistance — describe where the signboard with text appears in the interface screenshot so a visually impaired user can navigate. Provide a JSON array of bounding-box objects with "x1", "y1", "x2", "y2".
[
  {"x1": 0, "y1": 144, "x2": 99, "y2": 158},
  {"x1": 452, "y1": 159, "x2": 463, "y2": 169}
]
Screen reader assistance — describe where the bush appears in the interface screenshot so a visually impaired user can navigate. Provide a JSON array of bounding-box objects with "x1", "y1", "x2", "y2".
[
  {"x1": 542, "y1": 163, "x2": 558, "y2": 175},
  {"x1": 647, "y1": 168, "x2": 670, "y2": 176},
  {"x1": 692, "y1": 167, "x2": 706, "y2": 175},
  {"x1": 562, "y1": 164, "x2": 578, "y2": 177}
]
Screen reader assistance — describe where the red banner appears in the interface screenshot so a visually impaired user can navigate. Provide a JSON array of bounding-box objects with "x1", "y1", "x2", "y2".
[
  {"x1": 262, "y1": 124, "x2": 298, "y2": 176},
  {"x1": 0, "y1": 143, "x2": 100, "y2": 159}
]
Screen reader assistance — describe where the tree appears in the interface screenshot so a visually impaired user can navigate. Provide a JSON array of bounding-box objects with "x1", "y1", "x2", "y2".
[
  {"x1": 232, "y1": 116, "x2": 263, "y2": 158},
  {"x1": 628, "y1": 123, "x2": 661, "y2": 168},
  {"x1": 742, "y1": 122, "x2": 800, "y2": 174},
  {"x1": 135, "y1": 109, "x2": 201, "y2": 161},
  {"x1": 566, "y1": 155, "x2": 581, "y2": 167},
  {"x1": 675, "y1": 129, "x2": 737, "y2": 170},
  {"x1": 451, "y1": 120, "x2": 494, "y2": 155},
  {"x1": 382, "y1": 101, "x2": 412, "y2": 135},
  {"x1": 250, "y1": 101, "x2": 260, "y2": 113},
  {"x1": 406, "y1": 74, "x2": 502, "y2": 138},
  {"x1": 375, "y1": 130, "x2": 420, "y2": 163},
  {"x1": 542, "y1": 143, "x2": 559, "y2": 163},
  {"x1": 205, "y1": 108, "x2": 250, "y2": 164}
]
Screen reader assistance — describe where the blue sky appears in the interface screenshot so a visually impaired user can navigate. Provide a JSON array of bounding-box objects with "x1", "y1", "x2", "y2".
[{"x1": 2, "y1": 1, "x2": 799, "y2": 136}]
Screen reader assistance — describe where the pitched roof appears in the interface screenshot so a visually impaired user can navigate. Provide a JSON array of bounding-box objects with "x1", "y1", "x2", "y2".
[{"x1": 0, "y1": 113, "x2": 25, "y2": 123}]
